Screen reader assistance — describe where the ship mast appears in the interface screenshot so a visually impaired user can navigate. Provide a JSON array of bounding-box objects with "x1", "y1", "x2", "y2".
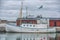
[
  {"x1": 19, "y1": 1, "x2": 23, "y2": 25},
  {"x1": 19, "y1": 1, "x2": 23, "y2": 18}
]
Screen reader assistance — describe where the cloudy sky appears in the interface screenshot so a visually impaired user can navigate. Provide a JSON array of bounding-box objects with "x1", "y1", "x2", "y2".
[{"x1": 0, "y1": 0, "x2": 60, "y2": 21}]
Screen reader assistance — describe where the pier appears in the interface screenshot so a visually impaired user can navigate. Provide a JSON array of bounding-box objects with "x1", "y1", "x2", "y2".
[
  {"x1": 0, "y1": 27, "x2": 6, "y2": 32},
  {"x1": 56, "y1": 27, "x2": 60, "y2": 33},
  {"x1": 0, "y1": 23, "x2": 6, "y2": 32}
]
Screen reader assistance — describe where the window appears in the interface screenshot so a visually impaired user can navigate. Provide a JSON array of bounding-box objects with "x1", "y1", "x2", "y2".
[
  {"x1": 27, "y1": 25, "x2": 28, "y2": 26},
  {"x1": 54, "y1": 21, "x2": 56, "y2": 26},
  {"x1": 33, "y1": 25, "x2": 35, "y2": 27},
  {"x1": 23, "y1": 25, "x2": 25, "y2": 26},
  {"x1": 30, "y1": 25, "x2": 32, "y2": 26}
]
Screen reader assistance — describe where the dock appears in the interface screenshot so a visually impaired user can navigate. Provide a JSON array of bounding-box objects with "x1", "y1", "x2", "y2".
[
  {"x1": 56, "y1": 27, "x2": 60, "y2": 33},
  {"x1": 0, "y1": 27, "x2": 6, "y2": 32},
  {"x1": 0, "y1": 23, "x2": 6, "y2": 32}
]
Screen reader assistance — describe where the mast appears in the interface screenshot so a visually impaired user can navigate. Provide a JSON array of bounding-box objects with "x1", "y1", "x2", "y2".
[
  {"x1": 19, "y1": 1, "x2": 23, "y2": 25},
  {"x1": 19, "y1": 1, "x2": 23, "y2": 18}
]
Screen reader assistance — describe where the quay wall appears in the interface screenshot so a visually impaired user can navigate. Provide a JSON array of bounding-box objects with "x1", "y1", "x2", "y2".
[
  {"x1": 56, "y1": 27, "x2": 60, "y2": 32},
  {"x1": 0, "y1": 24, "x2": 6, "y2": 32}
]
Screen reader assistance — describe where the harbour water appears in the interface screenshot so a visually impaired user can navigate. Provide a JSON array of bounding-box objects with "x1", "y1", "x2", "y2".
[{"x1": 0, "y1": 33, "x2": 60, "y2": 40}]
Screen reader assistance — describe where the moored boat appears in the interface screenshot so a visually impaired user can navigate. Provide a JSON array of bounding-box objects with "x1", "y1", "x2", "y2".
[
  {"x1": 6, "y1": 22, "x2": 56, "y2": 33},
  {"x1": 5, "y1": 1, "x2": 56, "y2": 33}
]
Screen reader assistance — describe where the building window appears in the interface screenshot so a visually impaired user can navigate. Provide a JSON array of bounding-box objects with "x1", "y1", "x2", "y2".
[{"x1": 54, "y1": 21, "x2": 56, "y2": 26}]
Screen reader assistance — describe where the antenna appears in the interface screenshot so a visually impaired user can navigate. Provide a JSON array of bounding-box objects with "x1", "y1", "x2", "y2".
[{"x1": 26, "y1": 7, "x2": 28, "y2": 18}]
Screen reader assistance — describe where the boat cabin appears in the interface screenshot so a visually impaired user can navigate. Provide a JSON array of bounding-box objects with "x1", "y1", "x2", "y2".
[
  {"x1": 16, "y1": 18, "x2": 48, "y2": 26},
  {"x1": 16, "y1": 18, "x2": 37, "y2": 26}
]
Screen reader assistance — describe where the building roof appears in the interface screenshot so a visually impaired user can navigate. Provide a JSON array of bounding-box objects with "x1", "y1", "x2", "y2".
[
  {"x1": 49, "y1": 18, "x2": 60, "y2": 20},
  {"x1": 17, "y1": 17, "x2": 60, "y2": 20}
]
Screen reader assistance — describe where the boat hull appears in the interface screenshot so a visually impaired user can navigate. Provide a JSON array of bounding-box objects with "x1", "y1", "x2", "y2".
[{"x1": 6, "y1": 25, "x2": 56, "y2": 33}]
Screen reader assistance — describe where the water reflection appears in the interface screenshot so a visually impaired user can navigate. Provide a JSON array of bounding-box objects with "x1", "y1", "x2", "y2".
[{"x1": 0, "y1": 33, "x2": 60, "y2": 40}]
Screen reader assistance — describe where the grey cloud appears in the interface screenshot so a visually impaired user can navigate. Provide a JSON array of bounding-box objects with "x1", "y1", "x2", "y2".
[{"x1": 0, "y1": 0, "x2": 60, "y2": 20}]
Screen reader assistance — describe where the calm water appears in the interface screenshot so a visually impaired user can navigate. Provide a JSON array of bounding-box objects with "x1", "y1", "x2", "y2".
[{"x1": 0, "y1": 33, "x2": 60, "y2": 40}]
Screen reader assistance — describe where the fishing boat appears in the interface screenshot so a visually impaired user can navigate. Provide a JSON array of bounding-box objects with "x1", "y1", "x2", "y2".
[
  {"x1": 5, "y1": 2, "x2": 56, "y2": 33},
  {"x1": 6, "y1": 15, "x2": 56, "y2": 32},
  {"x1": 6, "y1": 20, "x2": 56, "y2": 33}
]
